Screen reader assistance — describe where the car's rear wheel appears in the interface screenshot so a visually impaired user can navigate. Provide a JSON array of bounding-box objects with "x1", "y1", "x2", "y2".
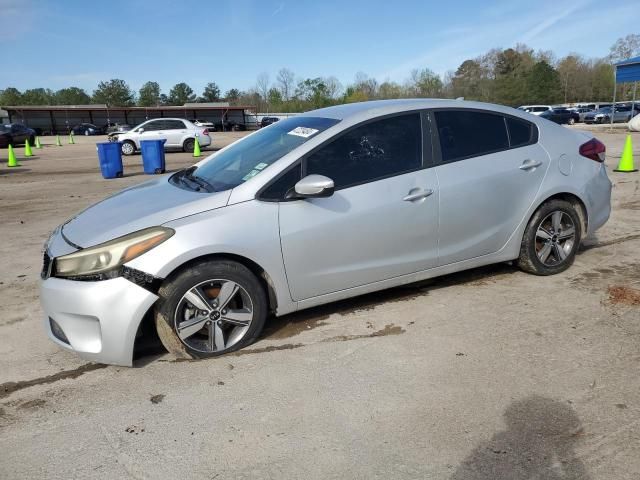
[
  {"x1": 517, "y1": 199, "x2": 581, "y2": 275},
  {"x1": 121, "y1": 140, "x2": 135, "y2": 155},
  {"x1": 568, "y1": 117, "x2": 575, "y2": 125},
  {"x1": 183, "y1": 138, "x2": 195, "y2": 153},
  {"x1": 155, "y1": 260, "x2": 268, "y2": 359}
]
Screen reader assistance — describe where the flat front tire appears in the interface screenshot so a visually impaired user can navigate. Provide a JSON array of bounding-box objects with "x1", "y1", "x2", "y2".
[
  {"x1": 517, "y1": 199, "x2": 582, "y2": 275},
  {"x1": 155, "y1": 260, "x2": 268, "y2": 359}
]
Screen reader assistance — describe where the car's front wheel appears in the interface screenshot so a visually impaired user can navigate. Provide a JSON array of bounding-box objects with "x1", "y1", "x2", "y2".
[
  {"x1": 517, "y1": 199, "x2": 582, "y2": 275},
  {"x1": 121, "y1": 140, "x2": 136, "y2": 155},
  {"x1": 568, "y1": 117, "x2": 575, "y2": 125},
  {"x1": 155, "y1": 260, "x2": 268, "y2": 359}
]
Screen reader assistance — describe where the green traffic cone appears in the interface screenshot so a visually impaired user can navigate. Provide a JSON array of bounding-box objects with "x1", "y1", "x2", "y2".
[
  {"x1": 193, "y1": 135, "x2": 201, "y2": 157},
  {"x1": 56, "y1": 135, "x2": 62, "y2": 146},
  {"x1": 614, "y1": 135, "x2": 638, "y2": 172},
  {"x1": 68, "y1": 132, "x2": 75, "y2": 145},
  {"x1": 24, "y1": 138, "x2": 33, "y2": 157},
  {"x1": 7, "y1": 144, "x2": 20, "y2": 167},
  {"x1": 35, "y1": 136, "x2": 42, "y2": 149}
]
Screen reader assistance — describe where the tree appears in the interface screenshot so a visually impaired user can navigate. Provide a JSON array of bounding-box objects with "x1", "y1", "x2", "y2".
[
  {"x1": 294, "y1": 78, "x2": 332, "y2": 109},
  {"x1": 276, "y1": 68, "x2": 295, "y2": 101},
  {"x1": 168, "y1": 82, "x2": 196, "y2": 105},
  {"x1": 199, "y1": 82, "x2": 221, "y2": 102},
  {"x1": 138, "y1": 81, "x2": 161, "y2": 107},
  {"x1": 18, "y1": 88, "x2": 54, "y2": 105},
  {"x1": 55, "y1": 87, "x2": 91, "y2": 105},
  {"x1": 526, "y1": 61, "x2": 561, "y2": 104},
  {"x1": 267, "y1": 87, "x2": 283, "y2": 108},
  {"x1": 407, "y1": 68, "x2": 443, "y2": 97},
  {"x1": 378, "y1": 81, "x2": 404, "y2": 99},
  {"x1": 0, "y1": 87, "x2": 22, "y2": 105},
  {"x1": 225, "y1": 88, "x2": 241, "y2": 104},
  {"x1": 609, "y1": 34, "x2": 640, "y2": 62},
  {"x1": 92, "y1": 79, "x2": 134, "y2": 106},
  {"x1": 256, "y1": 72, "x2": 270, "y2": 109}
]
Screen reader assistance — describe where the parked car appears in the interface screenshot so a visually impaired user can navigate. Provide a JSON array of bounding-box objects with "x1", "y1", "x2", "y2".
[
  {"x1": 72, "y1": 123, "x2": 104, "y2": 136},
  {"x1": 539, "y1": 108, "x2": 574, "y2": 124},
  {"x1": 584, "y1": 107, "x2": 632, "y2": 124},
  {"x1": 569, "y1": 107, "x2": 595, "y2": 123},
  {"x1": 260, "y1": 116, "x2": 280, "y2": 128},
  {"x1": 0, "y1": 123, "x2": 36, "y2": 147},
  {"x1": 40, "y1": 99, "x2": 612, "y2": 366},
  {"x1": 518, "y1": 105, "x2": 553, "y2": 116},
  {"x1": 115, "y1": 118, "x2": 211, "y2": 155}
]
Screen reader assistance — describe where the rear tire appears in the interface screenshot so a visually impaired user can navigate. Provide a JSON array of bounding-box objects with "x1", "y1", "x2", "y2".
[
  {"x1": 517, "y1": 199, "x2": 582, "y2": 276},
  {"x1": 155, "y1": 260, "x2": 268, "y2": 359},
  {"x1": 183, "y1": 138, "x2": 195, "y2": 153},
  {"x1": 568, "y1": 117, "x2": 575, "y2": 125}
]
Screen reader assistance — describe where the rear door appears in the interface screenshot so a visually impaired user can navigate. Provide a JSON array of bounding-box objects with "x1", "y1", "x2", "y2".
[
  {"x1": 163, "y1": 119, "x2": 188, "y2": 146},
  {"x1": 433, "y1": 109, "x2": 548, "y2": 265}
]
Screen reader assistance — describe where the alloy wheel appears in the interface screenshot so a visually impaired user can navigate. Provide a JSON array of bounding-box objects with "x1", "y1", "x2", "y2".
[
  {"x1": 174, "y1": 279, "x2": 254, "y2": 353},
  {"x1": 121, "y1": 142, "x2": 134, "y2": 155},
  {"x1": 535, "y1": 211, "x2": 576, "y2": 266}
]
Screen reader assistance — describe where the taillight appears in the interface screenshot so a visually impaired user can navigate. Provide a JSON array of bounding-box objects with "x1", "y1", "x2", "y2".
[
  {"x1": 202, "y1": 129, "x2": 209, "y2": 136},
  {"x1": 579, "y1": 138, "x2": 605, "y2": 162}
]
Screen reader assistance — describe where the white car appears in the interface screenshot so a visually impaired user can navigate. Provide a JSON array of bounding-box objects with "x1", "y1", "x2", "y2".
[
  {"x1": 518, "y1": 105, "x2": 553, "y2": 116},
  {"x1": 116, "y1": 118, "x2": 212, "y2": 155}
]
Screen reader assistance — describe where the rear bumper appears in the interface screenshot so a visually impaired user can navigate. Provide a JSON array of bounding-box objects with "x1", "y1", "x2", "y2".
[{"x1": 40, "y1": 277, "x2": 158, "y2": 366}]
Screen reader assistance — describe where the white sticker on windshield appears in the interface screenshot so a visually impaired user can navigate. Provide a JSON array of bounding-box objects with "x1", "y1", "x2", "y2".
[
  {"x1": 255, "y1": 162, "x2": 268, "y2": 170},
  {"x1": 287, "y1": 126, "x2": 319, "y2": 138},
  {"x1": 242, "y1": 169, "x2": 260, "y2": 181}
]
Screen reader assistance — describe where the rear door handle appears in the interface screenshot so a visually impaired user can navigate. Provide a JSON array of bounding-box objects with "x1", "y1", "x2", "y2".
[
  {"x1": 519, "y1": 159, "x2": 542, "y2": 170},
  {"x1": 403, "y1": 189, "x2": 434, "y2": 202}
]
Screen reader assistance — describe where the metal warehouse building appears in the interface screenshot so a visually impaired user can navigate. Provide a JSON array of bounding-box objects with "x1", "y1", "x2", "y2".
[{"x1": 1, "y1": 103, "x2": 257, "y2": 134}]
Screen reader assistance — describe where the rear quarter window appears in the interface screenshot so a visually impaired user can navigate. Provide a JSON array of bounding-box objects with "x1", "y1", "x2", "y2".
[{"x1": 506, "y1": 117, "x2": 537, "y2": 148}]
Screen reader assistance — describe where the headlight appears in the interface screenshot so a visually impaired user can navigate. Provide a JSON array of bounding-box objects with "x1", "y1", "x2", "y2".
[{"x1": 54, "y1": 227, "x2": 174, "y2": 279}]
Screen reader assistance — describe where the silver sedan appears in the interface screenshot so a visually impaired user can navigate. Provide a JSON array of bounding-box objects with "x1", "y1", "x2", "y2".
[{"x1": 40, "y1": 99, "x2": 612, "y2": 366}]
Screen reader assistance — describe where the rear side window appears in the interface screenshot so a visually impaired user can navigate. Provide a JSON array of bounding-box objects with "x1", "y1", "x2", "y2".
[
  {"x1": 506, "y1": 117, "x2": 536, "y2": 148},
  {"x1": 305, "y1": 113, "x2": 422, "y2": 190},
  {"x1": 164, "y1": 120, "x2": 186, "y2": 130},
  {"x1": 435, "y1": 110, "x2": 509, "y2": 162}
]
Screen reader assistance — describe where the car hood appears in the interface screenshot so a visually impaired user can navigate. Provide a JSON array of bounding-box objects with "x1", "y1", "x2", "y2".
[{"x1": 62, "y1": 176, "x2": 231, "y2": 248}]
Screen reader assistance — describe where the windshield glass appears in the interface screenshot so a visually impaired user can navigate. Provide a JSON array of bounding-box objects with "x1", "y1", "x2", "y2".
[
  {"x1": 193, "y1": 116, "x2": 339, "y2": 191},
  {"x1": 0, "y1": 125, "x2": 9, "y2": 133}
]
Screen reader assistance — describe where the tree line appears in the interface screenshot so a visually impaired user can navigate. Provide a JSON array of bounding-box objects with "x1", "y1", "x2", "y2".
[{"x1": 1, "y1": 34, "x2": 638, "y2": 112}]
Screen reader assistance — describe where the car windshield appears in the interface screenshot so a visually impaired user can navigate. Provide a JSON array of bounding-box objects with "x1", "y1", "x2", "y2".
[
  {"x1": 0, "y1": 125, "x2": 9, "y2": 133},
  {"x1": 191, "y1": 116, "x2": 340, "y2": 192},
  {"x1": 598, "y1": 107, "x2": 612, "y2": 113}
]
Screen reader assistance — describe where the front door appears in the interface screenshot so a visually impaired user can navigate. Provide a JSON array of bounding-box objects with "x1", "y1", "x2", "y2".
[{"x1": 278, "y1": 112, "x2": 440, "y2": 301}]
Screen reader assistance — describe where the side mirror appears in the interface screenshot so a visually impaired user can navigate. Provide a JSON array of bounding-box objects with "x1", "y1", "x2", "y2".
[
  {"x1": 291, "y1": 174, "x2": 335, "y2": 199},
  {"x1": 138, "y1": 128, "x2": 144, "y2": 133}
]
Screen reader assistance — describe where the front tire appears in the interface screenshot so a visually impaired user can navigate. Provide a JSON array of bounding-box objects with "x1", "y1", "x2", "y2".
[
  {"x1": 121, "y1": 140, "x2": 135, "y2": 155},
  {"x1": 568, "y1": 117, "x2": 575, "y2": 125},
  {"x1": 517, "y1": 199, "x2": 582, "y2": 276},
  {"x1": 155, "y1": 260, "x2": 268, "y2": 359}
]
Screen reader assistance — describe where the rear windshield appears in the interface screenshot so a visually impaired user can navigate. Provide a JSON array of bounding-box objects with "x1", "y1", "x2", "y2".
[{"x1": 193, "y1": 116, "x2": 339, "y2": 191}]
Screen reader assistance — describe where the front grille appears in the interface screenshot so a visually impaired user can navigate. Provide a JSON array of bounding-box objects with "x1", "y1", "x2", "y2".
[{"x1": 41, "y1": 251, "x2": 52, "y2": 279}]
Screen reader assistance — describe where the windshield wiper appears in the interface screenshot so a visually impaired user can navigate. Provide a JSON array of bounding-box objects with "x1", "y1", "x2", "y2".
[{"x1": 183, "y1": 166, "x2": 215, "y2": 192}]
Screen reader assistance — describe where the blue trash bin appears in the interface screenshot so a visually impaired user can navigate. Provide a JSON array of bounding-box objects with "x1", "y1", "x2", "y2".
[
  {"x1": 96, "y1": 142, "x2": 123, "y2": 179},
  {"x1": 140, "y1": 139, "x2": 167, "y2": 174}
]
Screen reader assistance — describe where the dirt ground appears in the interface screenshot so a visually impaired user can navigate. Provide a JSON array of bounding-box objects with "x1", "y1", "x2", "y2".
[{"x1": 0, "y1": 129, "x2": 639, "y2": 479}]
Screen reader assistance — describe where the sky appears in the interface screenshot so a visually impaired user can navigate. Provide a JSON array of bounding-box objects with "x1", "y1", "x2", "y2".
[{"x1": 2, "y1": 0, "x2": 638, "y2": 97}]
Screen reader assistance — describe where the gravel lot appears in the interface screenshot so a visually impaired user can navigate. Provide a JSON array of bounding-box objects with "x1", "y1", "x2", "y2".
[{"x1": 0, "y1": 129, "x2": 639, "y2": 479}]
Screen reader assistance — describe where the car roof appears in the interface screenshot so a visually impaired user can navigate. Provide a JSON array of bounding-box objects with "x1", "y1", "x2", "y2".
[{"x1": 302, "y1": 99, "x2": 530, "y2": 122}]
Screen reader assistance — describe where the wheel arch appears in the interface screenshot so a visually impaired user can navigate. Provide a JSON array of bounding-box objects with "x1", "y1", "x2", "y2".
[{"x1": 528, "y1": 191, "x2": 588, "y2": 238}]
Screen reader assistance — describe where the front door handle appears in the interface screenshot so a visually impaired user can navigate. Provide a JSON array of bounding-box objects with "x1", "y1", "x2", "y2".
[
  {"x1": 519, "y1": 159, "x2": 542, "y2": 170},
  {"x1": 403, "y1": 188, "x2": 434, "y2": 202}
]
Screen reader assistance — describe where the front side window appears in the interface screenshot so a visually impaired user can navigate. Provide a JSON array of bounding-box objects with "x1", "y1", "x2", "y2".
[
  {"x1": 141, "y1": 120, "x2": 162, "y2": 131},
  {"x1": 305, "y1": 113, "x2": 422, "y2": 190},
  {"x1": 192, "y1": 117, "x2": 339, "y2": 192},
  {"x1": 435, "y1": 110, "x2": 509, "y2": 163}
]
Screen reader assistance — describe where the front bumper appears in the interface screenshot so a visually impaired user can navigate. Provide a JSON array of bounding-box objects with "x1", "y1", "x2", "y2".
[{"x1": 40, "y1": 276, "x2": 158, "y2": 366}]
